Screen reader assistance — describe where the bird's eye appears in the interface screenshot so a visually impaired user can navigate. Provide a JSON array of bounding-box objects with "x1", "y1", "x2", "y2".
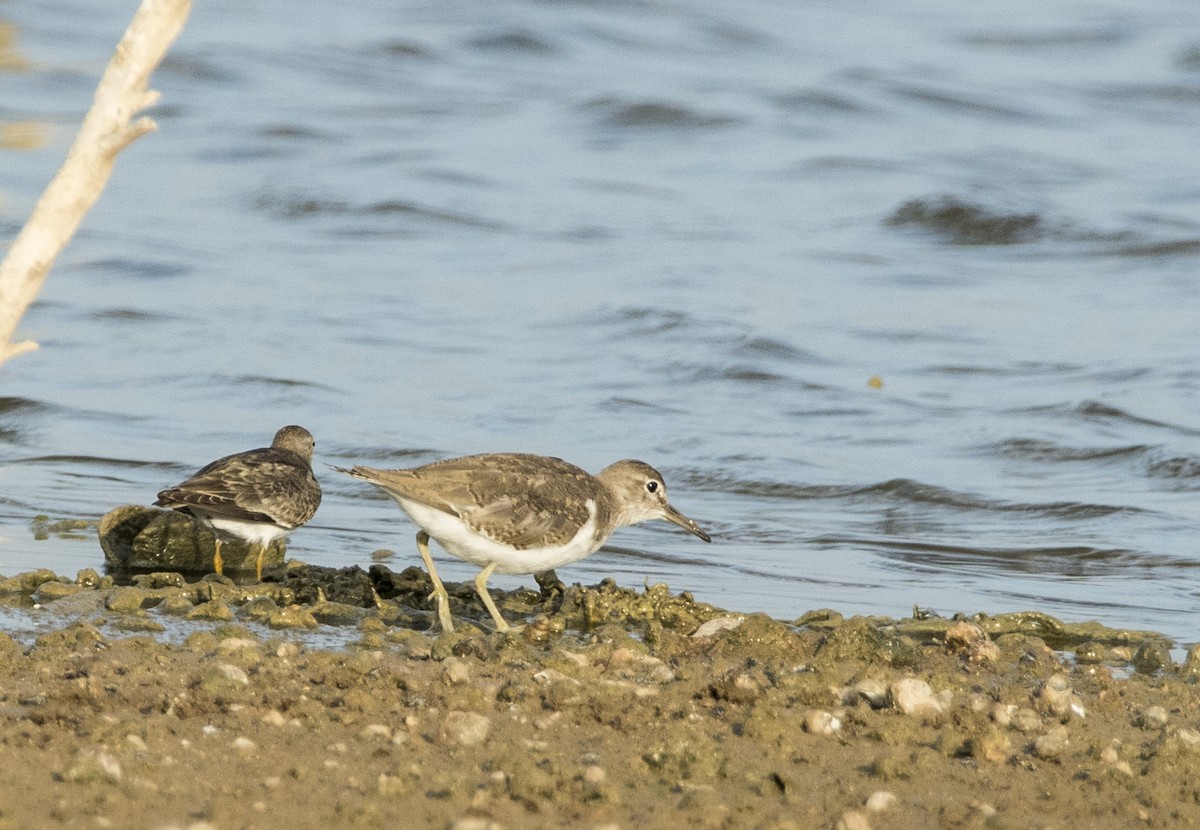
[{"x1": 646, "y1": 480, "x2": 659, "y2": 494}]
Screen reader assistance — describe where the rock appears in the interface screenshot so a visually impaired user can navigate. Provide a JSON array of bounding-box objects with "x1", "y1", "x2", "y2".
[
  {"x1": 803, "y1": 710, "x2": 842, "y2": 736},
  {"x1": 201, "y1": 663, "x2": 250, "y2": 696},
  {"x1": 61, "y1": 747, "x2": 122, "y2": 783},
  {"x1": 443, "y1": 711, "x2": 490, "y2": 747},
  {"x1": 890, "y1": 678, "x2": 945, "y2": 718},
  {"x1": 0, "y1": 569, "x2": 59, "y2": 596},
  {"x1": 1139, "y1": 705, "x2": 1169, "y2": 729},
  {"x1": 1182, "y1": 644, "x2": 1200, "y2": 681},
  {"x1": 1009, "y1": 708, "x2": 1044, "y2": 735},
  {"x1": 267, "y1": 606, "x2": 318, "y2": 630},
  {"x1": 853, "y1": 679, "x2": 889, "y2": 709},
  {"x1": 32, "y1": 580, "x2": 82, "y2": 604},
  {"x1": 1132, "y1": 640, "x2": 1171, "y2": 676},
  {"x1": 836, "y1": 809, "x2": 872, "y2": 830},
  {"x1": 1033, "y1": 725, "x2": 1071, "y2": 760},
  {"x1": 443, "y1": 657, "x2": 472, "y2": 685},
  {"x1": 710, "y1": 670, "x2": 764, "y2": 704},
  {"x1": 865, "y1": 791, "x2": 896, "y2": 812},
  {"x1": 1037, "y1": 674, "x2": 1085, "y2": 720},
  {"x1": 105, "y1": 587, "x2": 147, "y2": 614},
  {"x1": 187, "y1": 599, "x2": 235, "y2": 622},
  {"x1": 944, "y1": 621, "x2": 999, "y2": 662},
  {"x1": 691, "y1": 616, "x2": 745, "y2": 638},
  {"x1": 158, "y1": 594, "x2": 196, "y2": 616},
  {"x1": 98, "y1": 504, "x2": 285, "y2": 575}
]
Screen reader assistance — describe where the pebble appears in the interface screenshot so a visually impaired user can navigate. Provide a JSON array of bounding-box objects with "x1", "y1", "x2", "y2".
[
  {"x1": 1138, "y1": 705, "x2": 1168, "y2": 729},
  {"x1": 1033, "y1": 725, "x2": 1070, "y2": 760},
  {"x1": 200, "y1": 663, "x2": 250, "y2": 695},
  {"x1": 1037, "y1": 674, "x2": 1085, "y2": 720},
  {"x1": 865, "y1": 791, "x2": 896, "y2": 812},
  {"x1": 582, "y1": 765, "x2": 607, "y2": 786},
  {"x1": 268, "y1": 606, "x2": 318, "y2": 630},
  {"x1": 944, "y1": 621, "x2": 999, "y2": 662},
  {"x1": 836, "y1": 809, "x2": 872, "y2": 830},
  {"x1": 216, "y1": 637, "x2": 261, "y2": 655},
  {"x1": 232, "y1": 736, "x2": 256, "y2": 753},
  {"x1": 691, "y1": 616, "x2": 744, "y2": 638},
  {"x1": 360, "y1": 724, "x2": 392, "y2": 741},
  {"x1": 105, "y1": 587, "x2": 146, "y2": 614},
  {"x1": 443, "y1": 657, "x2": 472, "y2": 686},
  {"x1": 890, "y1": 678, "x2": 945, "y2": 718},
  {"x1": 803, "y1": 710, "x2": 842, "y2": 736},
  {"x1": 449, "y1": 819, "x2": 502, "y2": 830},
  {"x1": 186, "y1": 599, "x2": 235, "y2": 622},
  {"x1": 1132, "y1": 640, "x2": 1171, "y2": 675},
  {"x1": 853, "y1": 679, "x2": 889, "y2": 709},
  {"x1": 443, "y1": 711, "x2": 491, "y2": 747},
  {"x1": 62, "y1": 747, "x2": 122, "y2": 784}
]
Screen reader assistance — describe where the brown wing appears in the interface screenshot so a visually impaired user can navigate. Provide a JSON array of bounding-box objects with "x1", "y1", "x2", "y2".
[
  {"x1": 350, "y1": 453, "x2": 604, "y2": 549},
  {"x1": 156, "y1": 447, "x2": 321, "y2": 528}
]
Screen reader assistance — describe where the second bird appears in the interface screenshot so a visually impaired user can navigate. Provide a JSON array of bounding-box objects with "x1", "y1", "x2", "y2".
[{"x1": 338, "y1": 452, "x2": 711, "y2": 633}]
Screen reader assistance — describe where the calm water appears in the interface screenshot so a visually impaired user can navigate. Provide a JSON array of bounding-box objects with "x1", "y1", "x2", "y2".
[{"x1": 2, "y1": 0, "x2": 1199, "y2": 642}]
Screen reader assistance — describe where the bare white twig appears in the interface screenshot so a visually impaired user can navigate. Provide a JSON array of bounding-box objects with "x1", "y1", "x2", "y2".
[{"x1": 0, "y1": 0, "x2": 192, "y2": 367}]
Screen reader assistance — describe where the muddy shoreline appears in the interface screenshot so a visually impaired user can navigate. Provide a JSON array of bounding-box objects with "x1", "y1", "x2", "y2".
[{"x1": 0, "y1": 561, "x2": 1197, "y2": 829}]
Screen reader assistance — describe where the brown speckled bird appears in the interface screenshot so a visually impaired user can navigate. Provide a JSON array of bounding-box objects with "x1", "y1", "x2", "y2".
[
  {"x1": 337, "y1": 453, "x2": 710, "y2": 633},
  {"x1": 155, "y1": 425, "x2": 321, "y2": 580}
]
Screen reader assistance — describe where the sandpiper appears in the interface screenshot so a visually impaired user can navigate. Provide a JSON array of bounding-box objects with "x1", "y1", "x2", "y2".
[
  {"x1": 337, "y1": 453, "x2": 711, "y2": 632},
  {"x1": 155, "y1": 425, "x2": 322, "y2": 580}
]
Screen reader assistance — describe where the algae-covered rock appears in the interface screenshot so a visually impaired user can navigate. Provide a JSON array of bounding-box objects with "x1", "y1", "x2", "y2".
[{"x1": 98, "y1": 505, "x2": 285, "y2": 576}]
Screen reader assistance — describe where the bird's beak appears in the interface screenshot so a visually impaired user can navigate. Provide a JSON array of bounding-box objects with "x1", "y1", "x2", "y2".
[{"x1": 663, "y1": 504, "x2": 712, "y2": 542}]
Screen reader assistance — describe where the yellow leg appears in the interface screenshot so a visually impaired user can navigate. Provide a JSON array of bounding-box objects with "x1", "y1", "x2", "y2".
[
  {"x1": 212, "y1": 537, "x2": 224, "y2": 576},
  {"x1": 474, "y1": 561, "x2": 509, "y2": 633},
  {"x1": 255, "y1": 544, "x2": 264, "y2": 582},
  {"x1": 416, "y1": 531, "x2": 454, "y2": 633}
]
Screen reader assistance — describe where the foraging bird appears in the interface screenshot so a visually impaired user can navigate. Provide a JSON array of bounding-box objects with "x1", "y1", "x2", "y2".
[
  {"x1": 155, "y1": 425, "x2": 321, "y2": 580},
  {"x1": 337, "y1": 453, "x2": 711, "y2": 632}
]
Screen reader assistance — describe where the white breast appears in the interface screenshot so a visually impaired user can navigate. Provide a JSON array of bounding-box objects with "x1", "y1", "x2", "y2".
[{"x1": 389, "y1": 496, "x2": 602, "y2": 574}]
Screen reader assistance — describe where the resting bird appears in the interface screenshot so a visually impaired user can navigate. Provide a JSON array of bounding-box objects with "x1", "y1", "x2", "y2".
[{"x1": 155, "y1": 425, "x2": 321, "y2": 580}]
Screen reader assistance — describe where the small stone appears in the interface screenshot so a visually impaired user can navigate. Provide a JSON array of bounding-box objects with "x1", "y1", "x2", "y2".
[
  {"x1": 201, "y1": 663, "x2": 250, "y2": 695},
  {"x1": 1139, "y1": 705, "x2": 1168, "y2": 729},
  {"x1": 1033, "y1": 725, "x2": 1070, "y2": 760},
  {"x1": 853, "y1": 679, "x2": 889, "y2": 709},
  {"x1": 33, "y1": 581, "x2": 82, "y2": 603},
  {"x1": 232, "y1": 737, "x2": 256, "y2": 753},
  {"x1": 865, "y1": 791, "x2": 896, "y2": 812},
  {"x1": 1132, "y1": 640, "x2": 1171, "y2": 675},
  {"x1": 105, "y1": 587, "x2": 146, "y2": 614},
  {"x1": 1182, "y1": 644, "x2": 1200, "y2": 681},
  {"x1": 1010, "y1": 708, "x2": 1043, "y2": 735},
  {"x1": 944, "y1": 621, "x2": 999, "y2": 662},
  {"x1": 62, "y1": 747, "x2": 122, "y2": 783},
  {"x1": 583, "y1": 765, "x2": 606, "y2": 784},
  {"x1": 261, "y1": 710, "x2": 287, "y2": 727},
  {"x1": 268, "y1": 606, "x2": 318, "y2": 630},
  {"x1": 158, "y1": 595, "x2": 195, "y2": 616},
  {"x1": 803, "y1": 710, "x2": 842, "y2": 736},
  {"x1": 691, "y1": 616, "x2": 744, "y2": 638},
  {"x1": 449, "y1": 819, "x2": 502, "y2": 830},
  {"x1": 836, "y1": 809, "x2": 872, "y2": 830},
  {"x1": 359, "y1": 724, "x2": 392, "y2": 741},
  {"x1": 187, "y1": 599, "x2": 235, "y2": 622},
  {"x1": 443, "y1": 711, "x2": 491, "y2": 747},
  {"x1": 443, "y1": 657, "x2": 472, "y2": 685},
  {"x1": 890, "y1": 678, "x2": 944, "y2": 718},
  {"x1": 1037, "y1": 674, "x2": 1085, "y2": 720},
  {"x1": 216, "y1": 637, "x2": 261, "y2": 655}
]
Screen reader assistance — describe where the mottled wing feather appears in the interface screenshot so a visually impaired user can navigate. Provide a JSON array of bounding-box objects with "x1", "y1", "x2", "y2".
[
  {"x1": 157, "y1": 448, "x2": 321, "y2": 528},
  {"x1": 355, "y1": 454, "x2": 601, "y2": 549}
]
